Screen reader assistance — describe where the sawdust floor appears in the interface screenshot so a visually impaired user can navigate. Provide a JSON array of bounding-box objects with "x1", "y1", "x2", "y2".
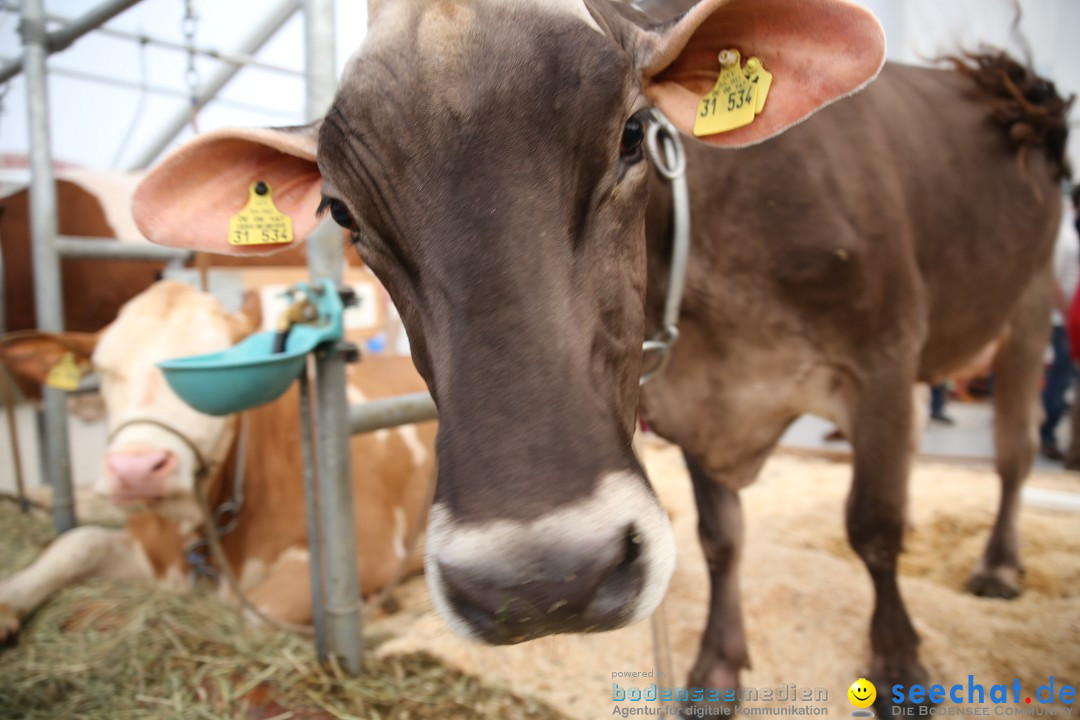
[{"x1": 370, "y1": 441, "x2": 1080, "y2": 720}]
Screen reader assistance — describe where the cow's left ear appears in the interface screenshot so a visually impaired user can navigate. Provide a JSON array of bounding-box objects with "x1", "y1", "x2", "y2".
[
  {"x1": 635, "y1": 0, "x2": 886, "y2": 148},
  {"x1": 0, "y1": 331, "x2": 99, "y2": 390}
]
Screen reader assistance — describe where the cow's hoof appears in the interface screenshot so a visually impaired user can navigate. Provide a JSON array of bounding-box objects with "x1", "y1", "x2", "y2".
[
  {"x1": 679, "y1": 662, "x2": 742, "y2": 717},
  {"x1": 868, "y1": 655, "x2": 930, "y2": 716},
  {"x1": 0, "y1": 603, "x2": 21, "y2": 644},
  {"x1": 967, "y1": 571, "x2": 1021, "y2": 599}
]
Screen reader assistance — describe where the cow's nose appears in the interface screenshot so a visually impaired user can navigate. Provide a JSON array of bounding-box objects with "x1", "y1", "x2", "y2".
[
  {"x1": 433, "y1": 523, "x2": 647, "y2": 644},
  {"x1": 104, "y1": 449, "x2": 175, "y2": 501}
]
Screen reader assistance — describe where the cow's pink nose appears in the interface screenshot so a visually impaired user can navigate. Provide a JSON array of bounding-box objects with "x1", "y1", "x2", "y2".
[{"x1": 104, "y1": 450, "x2": 175, "y2": 502}]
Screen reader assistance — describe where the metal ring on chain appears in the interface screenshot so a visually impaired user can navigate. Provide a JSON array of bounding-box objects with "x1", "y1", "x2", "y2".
[{"x1": 645, "y1": 111, "x2": 687, "y2": 181}]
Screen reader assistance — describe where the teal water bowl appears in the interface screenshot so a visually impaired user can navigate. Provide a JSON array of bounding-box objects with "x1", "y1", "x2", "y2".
[{"x1": 158, "y1": 281, "x2": 344, "y2": 416}]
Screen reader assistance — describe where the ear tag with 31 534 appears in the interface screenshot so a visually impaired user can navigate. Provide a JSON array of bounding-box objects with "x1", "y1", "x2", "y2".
[
  {"x1": 694, "y1": 50, "x2": 773, "y2": 137},
  {"x1": 228, "y1": 181, "x2": 294, "y2": 247}
]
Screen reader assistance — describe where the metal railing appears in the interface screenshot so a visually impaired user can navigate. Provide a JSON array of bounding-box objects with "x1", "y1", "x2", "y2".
[
  {"x1": 9, "y1": 0, "x2": 439, "y2": 679},
  {"x1": 56, "y1": 237, "x2": 193, "y2": 264}
]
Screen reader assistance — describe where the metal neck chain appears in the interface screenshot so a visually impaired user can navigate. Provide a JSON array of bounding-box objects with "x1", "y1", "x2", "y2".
[{"x1": 640, "y1": 109, "x2": 691, "y2": 385}]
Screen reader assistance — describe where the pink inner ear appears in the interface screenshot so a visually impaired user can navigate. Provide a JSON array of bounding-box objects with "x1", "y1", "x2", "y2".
[
  {"x1": 133, "y1": 133, "x2": 324, "y2": 256},
  {"x1": 646, "y1": 0, "x2": 885, "y2": 148}
]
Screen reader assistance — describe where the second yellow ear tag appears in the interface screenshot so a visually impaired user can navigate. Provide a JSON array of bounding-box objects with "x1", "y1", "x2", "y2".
[
  {"x1": 745, "y1": 56, "x2": 773, "y2": 115},
  {"x1": 46, "y1": 352, "x2": 81, "y2": 391},
  {"x1": 693, "y1": 50, "x2": 773, "y2": 137},
  {"x1": 228, "y1": 182, "x2": 294, "y2": 247}
]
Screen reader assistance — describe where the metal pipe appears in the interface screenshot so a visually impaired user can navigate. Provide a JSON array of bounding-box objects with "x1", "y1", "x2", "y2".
[
  {"x1": 348, "y1": 392, "x2": 438, "y2": 436},
  {"x1": 48, "y1": 66, "x2": 300, "y2": 120},
  {"x1": 303, "y1": 0, "x2": 362, "y2": 675},
  {"x1": 41, "y1": 12, "x2": 303, "y2": 77},
  {"x1": 298, "y1": 367, "x2": 328, "y2": 662},
  {"x1": 1, "y1": 0, "x2": 143, "y2": 84},
  {"x1": 303, "y1": 0, "x2": 336, "y2": 121},
  {"x1": 312, "y1": 344, "x2": 362, "y2": 674},
  {"x1": 56, "y1": 236, "x2": 194, "y2": 263},
  {"x1": 22, "y1": 0, "x2": 76, "y2": 532},
  {"x1": 126, "y1": 0, "x2": 301, "y2": 170}
]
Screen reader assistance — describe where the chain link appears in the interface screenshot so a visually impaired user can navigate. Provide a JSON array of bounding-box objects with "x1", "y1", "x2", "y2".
[{"x1": 182, "y1": 0, "x2": 200, "y2": 132}]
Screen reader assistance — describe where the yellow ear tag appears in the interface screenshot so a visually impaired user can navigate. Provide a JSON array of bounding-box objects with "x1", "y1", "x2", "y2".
[
  {"x1": 228, "y1": 182, "x2": 294, "y2": 247},
  {"x1": 693, "y1": 50, "x2": 772, "y2": 137},
  {"x1": 46, "y1": 352, "x2": 82, "y2": 391},
  {"x1": 744, "y1": 56, "x2": 773, "y2": 114}
]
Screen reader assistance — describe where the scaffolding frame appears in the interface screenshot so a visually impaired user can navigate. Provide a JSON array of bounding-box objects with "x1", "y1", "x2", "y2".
[{"x1": 11, "y1": 0, "x2": 441, "y2": 675}]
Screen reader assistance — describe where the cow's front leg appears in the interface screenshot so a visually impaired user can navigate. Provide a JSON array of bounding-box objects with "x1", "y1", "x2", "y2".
[
  {"x1": 846, "y1": 377, "x2": 928, "y2": 705},
  {"x1": 682, "y1": 449, "x2": 760, "y2": 712},
  {"x1": 0, "y1": 525, "x2": 153, "y2": 641}
]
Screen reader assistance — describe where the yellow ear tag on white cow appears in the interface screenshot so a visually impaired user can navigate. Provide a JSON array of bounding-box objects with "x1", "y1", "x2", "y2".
[
  {"x1": 45, "y1": 352, "x2": 81, "y2": 391},
  {"x1": 228, "y1": 182, "x2": 294, "y2": 247},
  {"x1": 693, "y1": 50, "x2": 771, "y2": 137}
]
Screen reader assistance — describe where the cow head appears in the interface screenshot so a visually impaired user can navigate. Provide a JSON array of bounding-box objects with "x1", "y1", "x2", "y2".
[
  {"x1": 1, "y1": 282, "x2": 259, "y2": 513},
  {"x1": 134, "y1": 0, "x2": 884, "y2": 643}
]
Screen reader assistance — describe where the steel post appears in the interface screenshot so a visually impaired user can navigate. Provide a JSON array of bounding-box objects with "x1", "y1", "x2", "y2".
[
  {"x1": 127, "y1": 0, "x2": 301, "y2": 170},
  {"x1": 21, "y1": 0, "x2": 76, "y2": 532},
  {"x1": 303, "y1": 0, "x2": 361, "y2": 676},
  {"x1": 298, "y1": 368, "x2": 328, "y2": 662}
]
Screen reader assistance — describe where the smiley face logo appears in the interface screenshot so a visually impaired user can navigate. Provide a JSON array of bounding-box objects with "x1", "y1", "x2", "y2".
[{"x1": 848, "y1": 678, "x2": 877, "y2": 709}]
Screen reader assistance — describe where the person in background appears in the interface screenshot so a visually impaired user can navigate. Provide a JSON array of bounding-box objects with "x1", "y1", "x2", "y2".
[
  {"x1": 1063, "y1": 187, "x2": 1080, "y2": 469},
  {"x1": 929, "y1": 382, "x2": 953, "y2": 424},
  {"x1": 1039, "y1": 187, "x2": 1080, "y2": 462}
]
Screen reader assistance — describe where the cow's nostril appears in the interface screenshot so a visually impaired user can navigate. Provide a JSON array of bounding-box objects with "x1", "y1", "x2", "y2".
[
  {"x1": 587, "y1": 523, "x2": 646, "y2": 621},
  {"x1": 152, "y1": 456, "x2": 169, "y2": 472},
  {"x1": 622, "y1": 523, "x2": 643, "y2": 567}
]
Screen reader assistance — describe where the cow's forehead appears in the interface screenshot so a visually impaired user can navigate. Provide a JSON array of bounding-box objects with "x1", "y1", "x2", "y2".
[
  {"x1": 94, "y1": 283, "x2": 232, "y2": 372},
  {"x1": 352, "y1": 0, "x2": 604, "y2": 81},
  {"x1": 368, "y1": 0, "x2": 601, "y2": 39}
]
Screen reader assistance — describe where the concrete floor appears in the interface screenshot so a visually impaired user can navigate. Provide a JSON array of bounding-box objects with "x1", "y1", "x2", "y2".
[{"x1": 780, "y1": 400, "x2": 1069, "y2": 472}]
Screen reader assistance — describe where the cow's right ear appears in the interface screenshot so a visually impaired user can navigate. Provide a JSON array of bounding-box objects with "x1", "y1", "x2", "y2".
[
  {"x1": 0, "y1": 331, "x2": 99, "y2": 391},
  {"x1": 132, "y1": 123, "x2": 323, "y2": 256},
  {"x1": 225, "y1": 290, "x2": 264, "y2": 342}
]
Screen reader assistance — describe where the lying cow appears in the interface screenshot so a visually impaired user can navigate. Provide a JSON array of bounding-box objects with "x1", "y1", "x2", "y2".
[
  {"x1": 130, "y1": 0, "x2": 1070, "y2": 710},
  {"x1": 0, "y1": 281, "x2": 435, "y2": 640}
]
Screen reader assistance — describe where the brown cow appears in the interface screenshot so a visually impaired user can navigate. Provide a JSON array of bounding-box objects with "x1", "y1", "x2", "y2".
[
  {"x1": 129, "y1": 0, "x2": 1070, "y2": 712},
  {"x1": 0, "y1": 281, "x2": 435, "y2": 639}
]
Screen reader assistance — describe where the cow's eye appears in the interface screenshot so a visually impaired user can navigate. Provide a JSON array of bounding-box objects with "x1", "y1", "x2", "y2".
[
  {"x1": 317, "y1": 196, "x2": 356, "y2": 230},
  {"x1": 620, "y1": 116, "x2": 644, "y2": 158}
]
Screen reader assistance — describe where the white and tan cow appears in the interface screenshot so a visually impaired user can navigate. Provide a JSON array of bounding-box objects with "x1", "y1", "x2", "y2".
[{"x1": 0, "y1": 281, "x2": 435, "y2": 639}]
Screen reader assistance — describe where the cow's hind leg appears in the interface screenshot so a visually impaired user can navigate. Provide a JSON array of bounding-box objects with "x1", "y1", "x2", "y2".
[
  {"x1": 846, "y1": 373, "x2": 928, "y2": 702},
  {"x1": 968, "y1": 284, "x2": 1049, "y2": 599},
  {"x1": 681, "y1": 448, "x2": 765, "y2": 713}
]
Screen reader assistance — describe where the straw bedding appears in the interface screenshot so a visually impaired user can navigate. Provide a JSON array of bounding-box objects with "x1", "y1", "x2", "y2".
[{"x1": 0, "y1": 500, "x2": 569, "y2": 720}]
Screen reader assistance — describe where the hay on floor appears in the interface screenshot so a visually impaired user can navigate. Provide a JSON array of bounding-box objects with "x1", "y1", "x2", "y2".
[{"x1": 0, "y1": 499, "x2": 569, "y2": 720}]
